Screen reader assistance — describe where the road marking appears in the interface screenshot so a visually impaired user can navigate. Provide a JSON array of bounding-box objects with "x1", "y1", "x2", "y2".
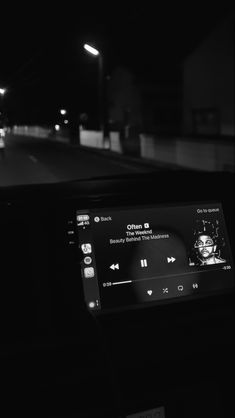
[{"x1": 28, "y1": 155, "x2": 38, "y2": 163}]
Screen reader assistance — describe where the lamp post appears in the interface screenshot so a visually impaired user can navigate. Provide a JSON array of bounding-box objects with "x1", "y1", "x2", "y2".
[
  {"x1": 83, "y1": 43, "x2": 107, "y2": 146},
  {"x1": 0, "y1": 88, "x2": 7, "y2": 124},
  {"x1": 0, "y1": 88, "x2": 7, "y2": 111}
]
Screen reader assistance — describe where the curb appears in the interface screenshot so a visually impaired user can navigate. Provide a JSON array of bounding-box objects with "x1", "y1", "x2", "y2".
[{"x1": 77, "y1": 144, "x2": 183, "y2": 171}]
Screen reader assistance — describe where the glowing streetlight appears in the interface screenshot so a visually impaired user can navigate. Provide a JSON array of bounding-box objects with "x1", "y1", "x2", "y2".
[
  {"x1": 60, "y1": 109, "x2": 67, "y2": 115},
  {"x1": 64, "y1": 119, "x2": 69, "y2": 125},
  {"x1": 0, "y1": 88, "x2": 6, "y2": 96},
  {"x1": 84, "y1": 44, "x2": 99, "y2": 56}
]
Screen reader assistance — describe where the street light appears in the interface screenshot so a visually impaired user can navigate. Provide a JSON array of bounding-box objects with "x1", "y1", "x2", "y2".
[
  {"x1": 0, "y1": 88, "x2": 6, "y2": 96},
  {"x1": 0, "y1": 88, "x2": 7, "y2": 122},
  {"x1": 83, "y1": 43, "x2": 106, "y2": 145},
  {"x1": 84, "y1": 44, "x2": 99, "y2": 56},
  {"x1": 60, "y1": 109, "x2": 67, "y2": 115}
]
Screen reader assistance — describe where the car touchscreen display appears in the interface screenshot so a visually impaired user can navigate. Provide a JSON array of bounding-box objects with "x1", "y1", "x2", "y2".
[{"x1": 76, "y1": 203, "x2": 234, "y2": 311}]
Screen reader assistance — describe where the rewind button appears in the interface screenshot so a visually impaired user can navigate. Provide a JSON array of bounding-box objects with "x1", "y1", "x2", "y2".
[{"x1": 110, "y1": 263, "x2": 119, "y2": 270}]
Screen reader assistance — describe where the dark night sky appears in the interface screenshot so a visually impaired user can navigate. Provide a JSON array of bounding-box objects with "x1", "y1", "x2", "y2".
[{"x1": 0, "y1": 2, "x2": 233, "y2": 124}]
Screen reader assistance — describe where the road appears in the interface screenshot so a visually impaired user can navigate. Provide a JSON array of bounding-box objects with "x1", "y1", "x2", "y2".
[{"x1": 0, "y1": 134, "x2": 155, "y2": 187}]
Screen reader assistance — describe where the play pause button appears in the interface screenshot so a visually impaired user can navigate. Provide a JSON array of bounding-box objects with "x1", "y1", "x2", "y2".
[{"x1": 140, "y1": 259, "x2": 148, "y2": 268}]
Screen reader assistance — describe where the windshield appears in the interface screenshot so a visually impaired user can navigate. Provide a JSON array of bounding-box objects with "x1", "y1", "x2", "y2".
[{"x1": 0, "y1": 4, "x2": 234, "y2": 187}]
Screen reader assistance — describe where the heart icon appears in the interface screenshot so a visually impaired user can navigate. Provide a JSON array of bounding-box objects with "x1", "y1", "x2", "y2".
[{"x1": 147, "y1": 290, "x2": 153, "y2": 296}]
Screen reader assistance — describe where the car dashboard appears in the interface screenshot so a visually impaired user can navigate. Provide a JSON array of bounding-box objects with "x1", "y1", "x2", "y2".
[{"x1": 0, "y1": 171, "x2": 234, "y2": 417}]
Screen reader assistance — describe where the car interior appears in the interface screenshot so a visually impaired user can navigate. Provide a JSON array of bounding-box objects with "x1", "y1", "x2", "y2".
[{"x1": 0, "y1": 169, "x2": 234, "y2": 417}]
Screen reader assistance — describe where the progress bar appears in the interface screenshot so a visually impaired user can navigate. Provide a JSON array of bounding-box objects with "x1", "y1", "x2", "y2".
[
  {"x1": 112, "y1": 280, "x2": 132, "y2": 285},
  {"x1": 108, "y1": 267, "x2": 226, "y2": 287},
  {"x1": 131, "y1": 267, "x2": 224, "y2": 283}
]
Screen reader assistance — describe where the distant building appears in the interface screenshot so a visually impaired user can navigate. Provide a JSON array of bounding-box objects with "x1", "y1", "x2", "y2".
[
  {"x1": 183, "y1": 14, "x2": 234, "y2": 136},
  {"x1": 139, "y1": 80, "x2": 181, "y2": 135},
  {"x1": 108, "y1": 67, "x2": 142, "y2": 133},
  {"x1": 108, "y1": 67, "x2": 181, "y2": 136}
]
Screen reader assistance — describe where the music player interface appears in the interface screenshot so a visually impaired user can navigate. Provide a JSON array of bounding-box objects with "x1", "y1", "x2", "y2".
[{"x1": 76, "y1": 203, "x2": 234, "y2": 311}]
